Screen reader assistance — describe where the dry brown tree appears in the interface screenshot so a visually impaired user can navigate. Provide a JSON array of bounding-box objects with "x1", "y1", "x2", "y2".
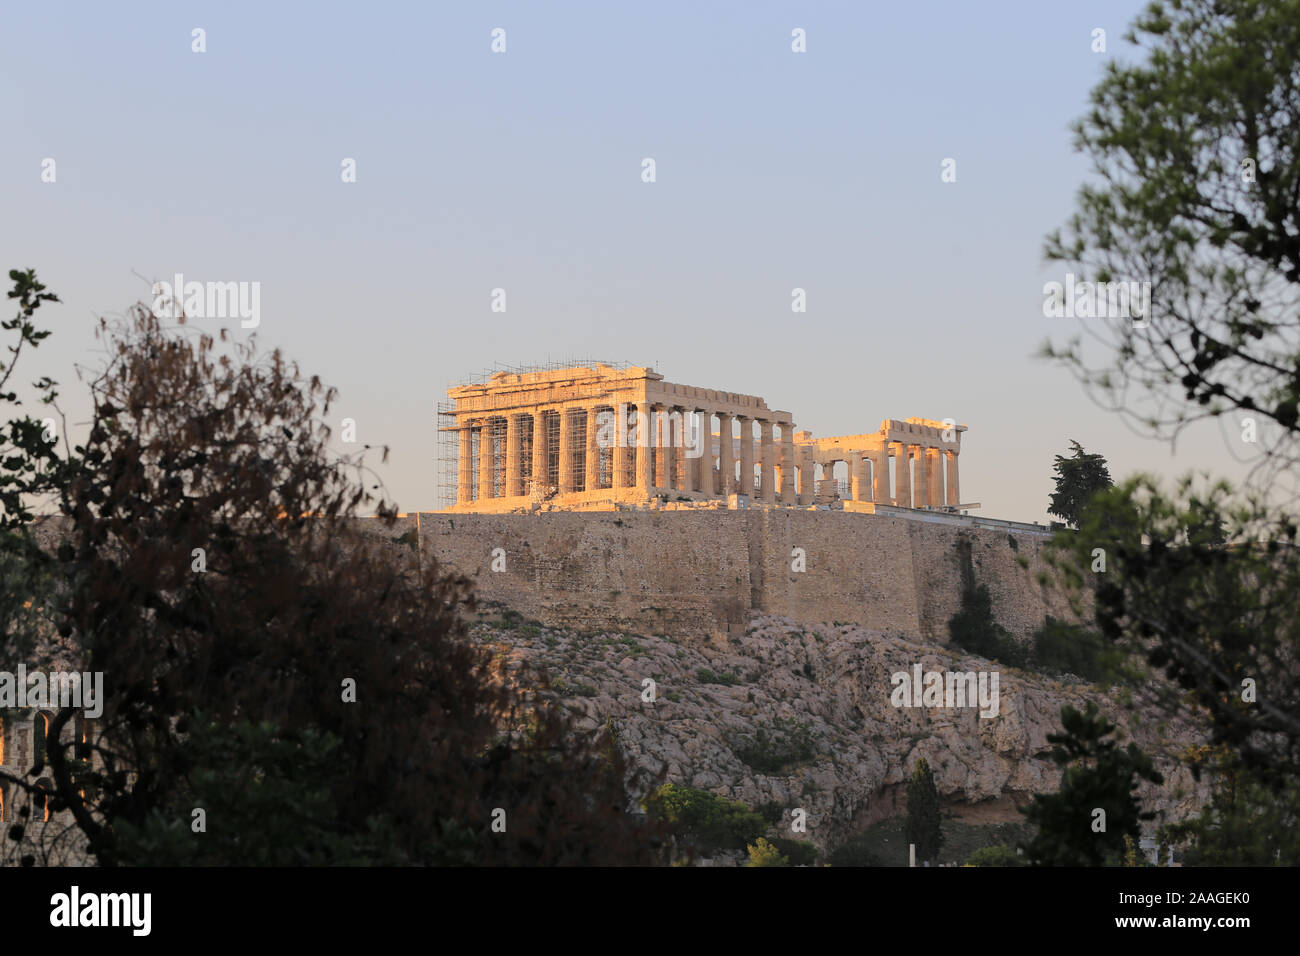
[{"x1": 1, "y1": 272, "x2": 662, "y2": 865}]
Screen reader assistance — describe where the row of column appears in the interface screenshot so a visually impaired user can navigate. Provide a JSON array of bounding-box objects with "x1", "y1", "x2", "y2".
[
  {"x1": 899, "y1": 443, "x2": 960, "y2": 508},
  {"x1": 813, "y1": 443, "x2": 959, "y2": 508},
  {"x1": 456, "y1": 405, "x2": 806, "y2": 504}
]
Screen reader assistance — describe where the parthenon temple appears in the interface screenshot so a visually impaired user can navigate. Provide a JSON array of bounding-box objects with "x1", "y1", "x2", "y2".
[{"x1": 437, "y1": 362, "x2": 974, "y2": 514}]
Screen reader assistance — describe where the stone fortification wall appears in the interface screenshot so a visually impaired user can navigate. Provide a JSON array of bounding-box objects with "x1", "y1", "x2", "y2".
[{"x1": 354, "y1": 510, "x2": 1079, "y2": 642}]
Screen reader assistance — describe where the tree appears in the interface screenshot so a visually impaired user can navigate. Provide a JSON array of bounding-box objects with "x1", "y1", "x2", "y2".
[
  {"x1": 745, "y1": 837, "x2": 789, "y2": 867},
  {"x1": 1159, "y1": 747, "x2": 1300, "y2": 865},
  {"x1": 767, "y1": 837, "x2": 819, "y2": 866},
  {"x1": 827, "y1": 834, "x2": 880, "y2": 867},
  {"x1": 1021, "y1": 702, "x2": 1164, "y2": 866},
  {"x1": 905, "y1": 756, "x2": 943, "y2": 864},
  {"x1": 1041, "y1": 0, "x2": 1300, "y2": 492},
  {"x1": 1047, "y1": 440, "x2": 1113, "y2": 528},
  {"x1": 965, "y1": 845, "x2": 1023, "y2": 867},
  {"x1": 947, "y1": 580, "x2": 1004, "y2": 659},
  {"x1": 1053, "y1": 476, "x2": 1300, "y2": 790},
  {"x1": 1038, "y1": 0, "x2": 1300, "y2": 803},
  {"x1": 1031, "y1": 616, "x2": 1126, "y2": 685},
  {"x1": 0, "y1": 269, "x2": 65, "y2": 528},
  {"x1": 642, "y1": 784, "x2": 765, "y2": 861},
  {"x1": 947, "y1": 536, "x2": 1023, "y2": 665},
  {"x1": 0, "y1": 272, "x2": 663, "y2": 866}
]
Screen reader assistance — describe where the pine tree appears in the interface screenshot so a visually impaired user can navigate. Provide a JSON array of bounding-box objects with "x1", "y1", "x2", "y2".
[
  {"x1": 1048, "y1": 440, "x2": 1113, "y2": 528},
  {"x1": 905, "y1": 757, "x2": 943, "y2": 864},
  {"x1": 1021, "y1": 702, "x2": 1163, "y2": 866}
]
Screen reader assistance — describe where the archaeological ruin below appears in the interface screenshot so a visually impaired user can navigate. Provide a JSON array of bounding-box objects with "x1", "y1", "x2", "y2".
[{"x1": 438, "y1": 362, "x2": 978, "y2": 514}]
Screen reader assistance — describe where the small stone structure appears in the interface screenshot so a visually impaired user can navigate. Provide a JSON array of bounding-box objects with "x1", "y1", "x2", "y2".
[
  {"x1": 438, "y1": 362, "x2": 972, "y2": 513},
  {"x1": 0, "y1": 709, "x2": 94, "y2": 862}
]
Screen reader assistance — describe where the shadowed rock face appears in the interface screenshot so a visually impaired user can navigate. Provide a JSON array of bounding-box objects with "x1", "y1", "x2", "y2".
[{"x1": 471, "y1": 613, "x2": 1208, "y2": 854}]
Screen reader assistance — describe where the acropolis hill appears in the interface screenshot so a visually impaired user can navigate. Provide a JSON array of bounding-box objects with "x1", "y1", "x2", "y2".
[
  {"x1": 409, "y1": 362, "x2": 1069, "y2": 643},
  {"x1": 407, "y1": 364, "x2": 1185, "y2": 853}
]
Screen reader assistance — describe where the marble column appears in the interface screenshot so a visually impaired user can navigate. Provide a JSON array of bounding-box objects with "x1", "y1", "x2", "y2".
[
  {"x1": 759, "y1": 420, "x2": 775, "y2": 502},
  {"x1": 718, "y1": 413, "x2": 734, "y2": 495},
  {"x1": 478, "y1": 418, "x2": 495, "y2": 500},
  {"x1": 927, "y1": 448, "x2": 943, "y2": 507},
  {"x1": 946, "y1": 450, "x2": 960, "y2": 506},
  {"x1": 505, "y1": 414, "x2": 523, "y2": 497},
  {"x1": 797, "y1": 447, "x2": 813, "y2": 505},
  {"x1": 585, "y1": 406, "x2": 601, "y2": 492},
  {"x1": 457, "y1": 421, "x2": 473, "y2": 504},
  {"x1": 636, "y1": 403, "x2": 654, "y2": 491},
  {"x1": 532, "y1": 410, "x2": 549, "y2": 494},
  {"x1": 694, "y1": 410, "x2": 711, "y2": 494},
  {"x1": 613, "y1": 405, "x2": 629, "y2": 489},
  {"x1": 558, "y1": 408, "x2": 574, "y2": 493},
  {"x1": 780, "y1": 428, "x2": 795, "y2": 503},
  {"x1": 894, "y1": 441, "x2": 911, "y2": 507},
  {"x1": 653, "y1": 405, "x2": 669, "y2": 489},
  {"x1": 873, "y1": 447, "x2": 890, "y2": 504},
  {"x1": 673, "y1": 407, "x2": 688, "y2": 492},
  {"x1": 738, "y1": 417, "x2": 754, "y2": 496},
  {"x1": 915, "y1": 443, "x2": 929, "y2": 509},
  {"x1": 850, "y1": 452, "x2": 864, "y2": 501}
]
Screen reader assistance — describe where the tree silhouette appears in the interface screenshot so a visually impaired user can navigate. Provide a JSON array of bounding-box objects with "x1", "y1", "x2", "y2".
[
  {"x1": 0, "y1": 271, "x2": 663, "y2": 866},
  {"x1": 905, "y1": 756, "x2": 943, "y2": 864},
  {"x1": 1039, "y1": 0, "x2": 1300, "y2": 807},
  {"x1": 1048, "y1": 440, "x2": 1113, "y2": 528},
  {"x1": 1041, "y1": 0, "x2": 1300, "y2": 495},
  {"x1": 1021, "y1": 702, "x2": 1163, "y2": 866}
]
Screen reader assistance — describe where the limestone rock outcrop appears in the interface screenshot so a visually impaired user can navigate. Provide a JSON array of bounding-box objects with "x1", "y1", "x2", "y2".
[{"x1": 473, "y1": 613, "x2": 1208, "y2": 855}]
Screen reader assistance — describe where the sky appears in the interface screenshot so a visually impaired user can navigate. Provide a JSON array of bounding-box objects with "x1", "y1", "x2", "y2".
[{"x1": 0, "y1": 1, "x2": 1261, "y2": 521}]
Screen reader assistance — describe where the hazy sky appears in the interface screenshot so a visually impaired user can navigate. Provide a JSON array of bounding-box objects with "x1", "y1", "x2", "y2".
[{"x1": 0, "y1": 1, "x2": 1260, "y2": 521}]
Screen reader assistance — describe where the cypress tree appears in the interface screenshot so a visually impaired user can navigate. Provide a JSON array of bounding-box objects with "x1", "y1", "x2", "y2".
[{"x1": 905, "y1": 757, "x2": 943, "y2": 864}]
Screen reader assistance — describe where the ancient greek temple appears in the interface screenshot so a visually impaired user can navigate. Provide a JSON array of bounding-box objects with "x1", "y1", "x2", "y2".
[{"x1": 437, "y1": 362, "x2": 970, "y2": 513}]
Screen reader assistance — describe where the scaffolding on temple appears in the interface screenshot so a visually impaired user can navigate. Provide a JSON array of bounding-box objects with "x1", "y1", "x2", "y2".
[
  {"x1": 447, "y1": 357, "x2": 644, "y2": 389},
  {"x1": 440, "y1": 360, "x2": 651, "y2": 506},
  {"x1": 436, "y1": 400, "x2": 459, "y2": 509}
]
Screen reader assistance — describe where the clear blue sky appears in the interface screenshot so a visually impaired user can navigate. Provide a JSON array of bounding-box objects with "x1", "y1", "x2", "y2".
[{"x1": 0, "y1": 1, "x2": 1254, "y2": 520}]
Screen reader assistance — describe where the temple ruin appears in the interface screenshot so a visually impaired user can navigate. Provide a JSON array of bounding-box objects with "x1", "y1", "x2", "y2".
[{"x1": 436, "y1": 361, "x2": 974, "y2": 513}]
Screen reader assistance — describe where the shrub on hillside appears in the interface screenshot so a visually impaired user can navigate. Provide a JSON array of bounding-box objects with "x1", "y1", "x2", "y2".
[
  {"x1": 965, "y1": 844, "x2": 1024, "y2": 867},
  {"x1": 948, "y1": 538, "x2": 1027, "y2": 666},
  {"x1": 828, "y1": 834, "x2": 880, "y2": 867},
  {"x1": 745, "y1": 837, "x2": 789, "y2": 867},
  {"x1": 643, "y1": 784, "x2": 766, "y2": 855},
  {"x1": 769, "y1": 837, "x2": 820, "y2": 866},
  {"x1": 1031, "y1": 617, "x2": 1124, "y2": 684},
  {"x1": 727, "y1": 717, "x2": 816, "y2": 773}
]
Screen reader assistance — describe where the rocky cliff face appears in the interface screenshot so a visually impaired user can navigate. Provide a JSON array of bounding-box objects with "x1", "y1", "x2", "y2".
[{"x1": 472, "y1": 612, "x2": 1209, "y2": 855}]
